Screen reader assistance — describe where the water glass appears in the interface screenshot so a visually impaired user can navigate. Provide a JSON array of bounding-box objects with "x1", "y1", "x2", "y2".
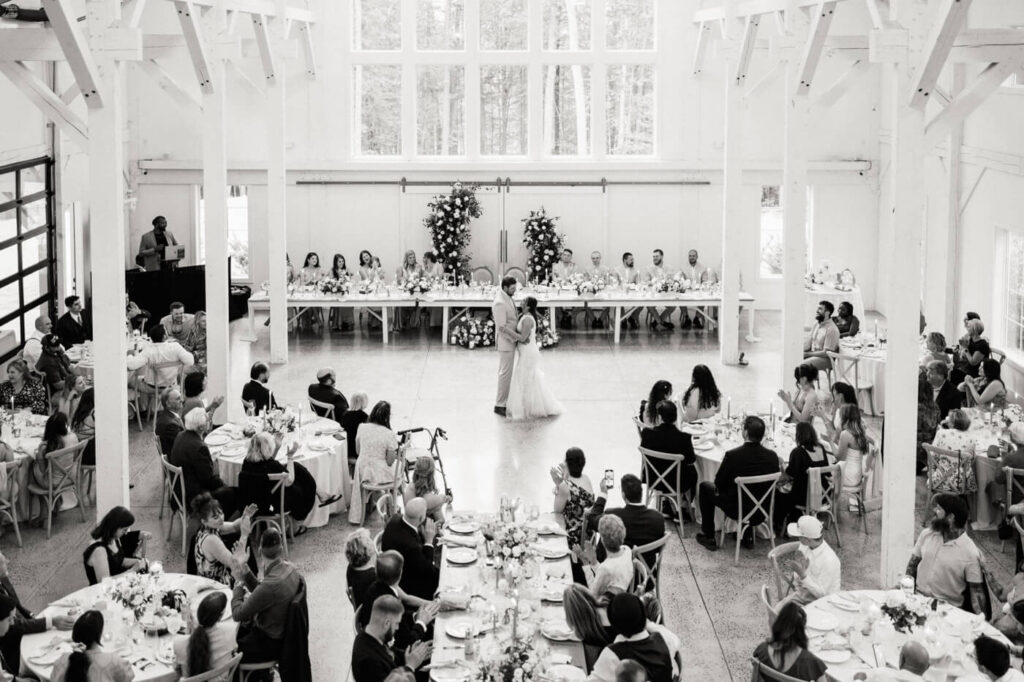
[{"x1": 528, "y1": 505, "x2": 540, "y2": 522}]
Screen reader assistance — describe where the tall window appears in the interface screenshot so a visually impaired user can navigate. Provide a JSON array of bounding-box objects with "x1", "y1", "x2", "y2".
[
  {"x1": 349, "y1": 0, "x2": 657, "y2": 160},
  {"x1": 197, "y1": 186, "x2": 250, "y2": 281},
  {"x1": 1001, "y1": 230, "x2": 1024, "y2": 353},
  {"x1": 759, "y1": 185, "x2": 813, "y2": 279}
]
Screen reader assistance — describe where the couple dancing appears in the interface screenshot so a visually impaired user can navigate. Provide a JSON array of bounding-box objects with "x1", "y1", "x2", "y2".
[{"x1": 492, "y1": 276, "x2": 565, "y2": 420}]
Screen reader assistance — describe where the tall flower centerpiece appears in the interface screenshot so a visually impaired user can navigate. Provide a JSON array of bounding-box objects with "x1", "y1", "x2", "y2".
[
  {"x1": 522, "y1": 208, "x2": 565, "y2": 283},
  {"x1": 478, "y1": 635, "x2": 546, "y2": 682},
  {"x1": 425, "y1": 182, "x2": 482, "y2": 282}
]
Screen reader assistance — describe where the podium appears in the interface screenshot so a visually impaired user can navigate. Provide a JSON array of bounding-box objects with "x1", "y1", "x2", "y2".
[{"x1": 163, "y1": 244, "x2": 185, "y2": 268}]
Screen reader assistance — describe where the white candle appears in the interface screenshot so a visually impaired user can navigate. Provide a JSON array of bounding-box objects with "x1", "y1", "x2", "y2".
[
  {"x1": 726, "y1": 397, "x2": 731, "y2": 420},
  {"x1": 873, "y1": 320, "x2": 878, "y2": 339}
]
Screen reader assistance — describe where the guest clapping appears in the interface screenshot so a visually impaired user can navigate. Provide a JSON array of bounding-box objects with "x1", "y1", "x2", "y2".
[
  {"x1": 182, "y1": 370, "x2": 225, "y2": 424},
  {"x1": 380, "y1": 499, "x2": 440, "y2": 601},
  {"x1": 551, "y1": 447, "x2": 595, "y2": 551},
  {"x1": 955, "y1": 317, "x2": 990, "y2": 379},
  {"x1": 679, "y1": 365, "x2": 721, "y2": 423},
  {"x1": 352, "y1": 595, "x2": 432, "y2": 682},
  {"x1": 173, "y1": 592, "x2": 235, "y2": 678},
  {"x1": 960, "y1": 358, "x2": 1007, "y2": 409},
  {"x1": 824, "y1": 404, "x2": 872, "y2": 491},
  {"x1": 50, "y1": 610, "x2": 133, "y2": 682},
  {"x1": 191, "y1": 493, "x2": 257, "y2": 587},
  {"x1": 585, "y1": 516, "x2": 634, "y2": 600},
  {"x1": 778, "y1": 364, "x2": 820, "y2": 424},
  {"x1": 776, "y1": 516, "x2": 841, "y2": 607},
  {"x1": 639, "y1": 380, "x2": 672, "y2": 428},
  {"x1": 83, "y1": 506, "x2": 150, "y2": 584},
  {"x1": 0, "y1": 359, "x2": 47, "y2": 415}
]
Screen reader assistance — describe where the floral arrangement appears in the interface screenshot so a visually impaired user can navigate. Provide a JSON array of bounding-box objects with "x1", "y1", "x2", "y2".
[
  {"x1": 535, "y1": 316, "x2": 559, "y2": 349},
  {"x1": 107, "y1": 574, "x2": 156, "y2": 618},
  {"x1": 880, "y1": 593, "x2": 929, "y2": 634},
  {"x1": 522, "y1": 208, "x2": 565, "y2": 283},
  {"x1": 263, "y1": 408, "x2": 297, "y2": 435},
  {"x1": 569, "y1": 273, "x2": 606, "y2": 296},
  {"x1": 492, "y1": 523, "x2": 539, "y2": 566},
  {"x1": 319, "y1": 277, "x2": 350, "y2": 296},
  {"x1": 657, "y1": 273, "x2": 692, "y2": 294},
  {"x1": 425, "y1": 182, "x2": 481, "y2": 281},
  {"x1": 478, "y1": 635, "x2": 546, "y2": 682},
  {"x1": 451, "y1": 317, "x2": 495, "y2": 349},
  {"x1": 404, "y1": 275, "x2": 436, "y2": 296}
]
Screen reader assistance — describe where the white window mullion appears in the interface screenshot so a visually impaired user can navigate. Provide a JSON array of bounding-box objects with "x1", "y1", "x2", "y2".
[
  {"x1": 340, "y1": 2, "x2": 353, "y2": 160},
  {"x1": 401, "y1": 0, "x2": 416, "y2": 160},
  {"x1": 527, "y1": 0, "x2": 543, "y2": 160},
  {"x1": 465, "y1": 0, "x2": 481, "y2": 160},
  {"x1": 592, "y1": 0, "x2": 607, "y2": 160}
]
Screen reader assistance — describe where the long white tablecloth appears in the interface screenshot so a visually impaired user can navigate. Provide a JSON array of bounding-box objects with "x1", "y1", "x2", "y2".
[{"x1": 805, "y1": 284, "x2": 865, "y2": 322}]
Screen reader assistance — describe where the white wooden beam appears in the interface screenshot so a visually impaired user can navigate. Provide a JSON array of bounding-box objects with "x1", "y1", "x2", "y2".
[
  {"x1": 811, "y1": 58, "x2": 873, "y2": 106},
  {"x1": 864, "y1": 0, "x2": 890, "y2": 30},
  {"x1": 795, "y1": 1, "x2": 838, "y2": 96},
  {"x1": 226, "y1": 58, "x2": 265, "y2": 94},
  {"x1": 910, "y1": 0, "x2": 974, "y2": 109},
  {"x1": 735, "y1": 15, "x2": 761, "y2": 83},
  {"x1": 251, "y1": 14, "x2": 276, "y2": 82},
  {"x1": 781, "y1": 59, "x2": 809, "y2": 386},
  {"x1": 266, "y1": 14, "x2": 288, "y2": 365},
  {"x1": 174, "y1": 0, "x2": 214, "y2": 92},
  {"x1": 744, "y1": 60, "x2": 784, "y2": 99},
  {"x1": 0, "y1": 61, "x2": 88, "y2": 148},
  {"x1": 60, "y1": 82, "x2": 80, "y2": 105},
  {"x1": 136, "y1": 58, "x2": 202, "y2": 113},
  {"x1": 931, "y1": 83, "x2": 950, "y2": 106},
  {"x1": 925, "y1": 62, "x2": 1016, "y2": 144},
  {"x1": 297, "y1": 21, "x2": 316, "y2": 80},
  {"x1": 693, "y1": 21, "x2": 713, "y2": 75},
  {"x1": 165, "y1": 0, "x2": 314, "y2": 23},
  {"x1": 125, "y1": 0, "x2": 150, "y2": 28},
  {"x1": 943, "y1": 64, "x2": 965, "y2": 334},
  {"x1": 694, "y1": 0, "x2": 845, "y2": 23},
  {"x1": 949, "y1": 29, "x2": 1024, "y2": 63},
  {"x1": 38, "y1": 0, "x2": 104, "y2": 107}
]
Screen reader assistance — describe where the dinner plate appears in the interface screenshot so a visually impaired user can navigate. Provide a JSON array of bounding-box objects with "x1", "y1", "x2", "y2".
[
  {"x1": 220, "y1": 444, "x2": 247, "y2": 458},
  {"x1": 531, "y1": 523, "x2": 566, "y2": 536},
  {"x1": 693, "y1": 441, "x2": 715, "y2": 451},
  {"x1": 205, "y1": 434, "x2": 231, "y2": 447},
  {"x1": 546, "y1": 664, "x2": 586, "y2": 681},
  {"x1": 534, "y1": 546, "x2": 570, "y2": 560},
  {"x1": 307, "y1": 441, "x2": 330, "y2": 452},
  {"x1": 541, "y1": 587, "x2": 565, "y2": 602},
  {"x1": 448, "y1": 521, "x2": 480, "y2": 534},
  {"x1": 816, "y1": 649, "x2": 851, "y2": 664},
  {"x1": 682, "y1": 426, "x2": 707, "y2": 436},
  {"x1": 827, "y1": 596, "x2": 861, "y2": 612},
  {"x1": 805, "y1": 610, "x2": 839, "y2": 631},
  {"x1": 430, "y1": 663, "x2": 473, "y2": 682},
  {"x1": 444, "y1": 621, "x2": 477, "y2": 639},
  {"x1": 446, "y1": 547, "x2": 478, "y2": 565},
  {"x1": 540, "y1": 621, "x2": 579, "y2": 642}
]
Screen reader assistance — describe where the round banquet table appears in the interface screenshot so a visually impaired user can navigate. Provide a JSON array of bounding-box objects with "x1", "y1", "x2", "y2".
[
  {"x1": 1, "y1": 413, "x2": 50, "y2": 518},
  {"x1": 837, "y1": 337, "x2": 888, "y2": 415},
  {"x1": 20, "y1": 572, "x2": 235, "y2": 682},
  {"x1": 805, "y1": 284, "x2": 865, "y2": 323},
  {"x1": 804, "y1": 589, "x2": 1012, "y2": 682},
  {"x1": 204, "y1": 415, "x2": 350, "y2": 528},
  {"x1": 960, "y1": 413, "x2": 1010, "y2": 530}
]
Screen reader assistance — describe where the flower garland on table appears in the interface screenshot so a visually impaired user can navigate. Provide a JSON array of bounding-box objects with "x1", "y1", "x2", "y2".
[
  {"x1": 522, "y1": 208, "x2": 565, "y2": 283},
  {"x1": 403, "y1": 275, "x2": 437, "y2": 296},
  {"x1": 263, "y1": 407, "x2": 298, "y2": 435},
  {"x1": 425, "y1": 182, "x2": 482, "y2": 282},
  {"x1": 657, "y1": 273, "x2": 692, "y2": 294},
  {"x1": 568, "y1": 273, "x2": 606, "y2": 296},
  {"x1": 451, "y1": 317, "x2": 495, "y2": 349},
  {"x1": 478, "y1": 635, "x2": 546, "y2": 682},
  {"x1": 319, "y1": 277, "x2": 351, "y2": 296}
]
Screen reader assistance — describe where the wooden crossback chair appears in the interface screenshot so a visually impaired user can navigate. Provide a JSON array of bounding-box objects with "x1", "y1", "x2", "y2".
[
  {"x1": 766, "y1": 542, "x2": 801, "y2": 602},
  {"x1": 719, "y1": 472, "x2": 782, "y2": 565},
  {"x1": 160, "y1": 455, "x2": 188, "y2": 554},
  {"x1": 147, "y1": 361, "x2": 185, "y2": 427},
  {"x1": 0, "y1": 460, "x2": 23, "y2": 547},
  {"x1": 638, "y1": 446, "x2": 697, "y2": 541},
  {"x1": 181, "y1": 652, "x2": 243, "y2": 682},
  {"x1": 759, "y1": 584, "x2": 779, "y2": 629},
  {"x1": 751, "y1": 656, "x2": 804, "y2": 681},
  {"x1": 844, "y1": 446, "x2": 878, "y2": 535},
  {"x1": 26, "y1": 440, "x2": 89, "y2": 538},
  {"x1": 240, "y1": 471, "x2": 294, "y2": 554},
  {"x1": 795, "y1": 463, "x2": 842, "y2": 547},
  {"x1": 308, "y1": 396, "x2": 336, "y2": 421},
  {"x1": 632, "y1": 532, "x2": 671, "y2": 607}
]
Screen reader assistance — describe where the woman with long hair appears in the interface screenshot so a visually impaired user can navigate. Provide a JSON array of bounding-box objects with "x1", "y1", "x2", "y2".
[
  {"x1": 562, "y1": 584, "x2": 612, "y2": 671},
  {"x1": 402, "y1": 456, "x2": 451, "y2": 522},
  {"x1": 173, "y1": 592, "x2": 235, "y2": 679},
  {"x1": 182, "y1": 370, "x2": 224, "y2": 426},
  {"x1": 818, "y1": 381, "x2": 857, "y2": 432},
  {"x1": 350, "y1": 400, "x2": 399, "y2": 524},
  {"x1": 53, "y1": 374, "x2": 87, "y2": 420},
  {"x1": 752, "y1": 602, "x2": 827, "y2": 681},
  {"x1": 394, "y1": 250, "x2": 422, "y2": 331},
  {"x1": 83, "y1": 506, "x2": 149, "y2": 584},
  {"x1": 184, "y1": 310, "x2": 209, "y2": 372},
  {"x1": 329, "y1": 253, "x2": 355, "y2": 332},
  {"x1": 357, "y1": 250, "x2": 382, "y2": 330},
  {"x1": 50, "y1": 610, "x2": 133, "y2": 682},
  {"x1": 506, "y1": 296, "x2": 564, "y2": 420},
  {"x1": 29, "y1": 412, "x2": 79, "y2": 521},
  {"x1": 960, "y1": 357, "x2": 1007, "y2": 409},
  {"x1": 0, "y1": 358, "x2": 48, "y2": 415},
  {"x1": 70, "y1": 388, "x2": 96, "y2": 466},
  {"x1": 775, "y1": 421, "x2": 831, "y2": 528},
  {"x1": 639, "y1": 380, "x2": 672, "y2": 428},
  {"x1": 191, "y1": 493, "x2": 257, "y2": 587},
  {"x1": 833, "y1": 404, "x2": 872, "y2": 489},
  {"x1": 680, "y1": 364, "x2": 721, "y2": 422},
  {"x1": 298, "y1": 252, "x2": 325, "y2": 332},
  {"x1": 777, "y1": 364, "x2": 820, "y2": 424}
]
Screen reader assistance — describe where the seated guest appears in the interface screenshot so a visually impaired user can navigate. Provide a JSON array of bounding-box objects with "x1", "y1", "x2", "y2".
[
  {"x1": 751, "y1": 602, "x2": 827, "y2": 682},
  {"x1": 552, "y1": 447, "x2": 595, "y2": 552},
  {"x1": 832, "y1": 301, "x2": 860, "y2": 338},
  {"x1": 29, "y1": 413, "x2": 78, "y2": 517},
  {"x1": 182, "y1": 371, "x2": 225, "y2": 424},
  {"x1": 0, "y1": 551, "x2": 75, "y2": 667},
  {"x1": 585, "y1": 474, "x2": 665, "y2": 567},
  {"x1": 161, "y1": 301, "x2": 196, "y2": 345},
  {"x1": 803, "y1": 301, "x2": 840, "y2": 371},
  {"x1": 955, "y1": 318, "x2": 990, "y2": 379},
  {"x1": 380, "y1": 498, "x2": 439, "y2": 601},
  {"x1": 823, "y1": 404, "x2": 873, "y2": 491},
  {"x1": 34, "y1": 334, "x2": 73, "y2": 392},
  {"x1": 586, "y1": 516, "x2": 634, "y2": 600},
  {"x1": 696, "y1": 416, "x2": 780, "y2": 552},
  {"x1": 821, "y1": 382, "x2": 857, "y2": 432},
  {"x1": 352, "y1": 595, "x2": 432, "y2": 682},
  {"x1": 923, "y1": 332, "x2": 951, "y2": 368},
  {"x1": 21, "y1": 315, "x2": 55, "y2": 369},
  {"x1": 169, "y1": 407, "x2": 235, "y2": 513},
  {"x1": 898, "y1": 641, "x2": 930, "y2": 679},
  {"x1": 183, "y1": 310, "x2": 208, "y2": 372},
  {"x1": 775, "y1": 422, "x2": 831, "y2": 528},
  {"x1": 616, "y1": 660, "x2": 647, "y2": 682},
  {"x1": 241, "y1": 362, "x2": 277, "y2": 415},
  {"x1": 916, "y1": 376, "x2": 942, "y2": 473},
  {"x1": 357, "y1": 551, "x2": 436, "y2": 648},
  {"x1": 776, "y1": 516, "x2": 841, "y2": 608},
  {"x1": 83, "y1": 506, "x2": 149, "y2": 584},
  {"x1": 0, "y1": 359, "x2": 48, "y2": 415},
  {"x1": 328, "y1": 254, "x2": 355, "y2": 332},
  {"x1": 192, "y1": 493, "x2": 257, "y2": 587},
  {"x1": 588, "y1": 593, "x2": 678, "y2": 682},
  {"x1": 308, "y1": 367, "x2": 349, "y2": 423},
  {"x1": 350, "y1": 400, "x2": 399, "y2": 523},
  {"x1": 230, "y1": 528, "x2": 303, "y2": 664},
  {"x1": 907, "y1": 494, "x2": 985, "y2": 612},
  {"x1": 126, "y1": 324, "x2": 195, "y2": 407},
  {"x1": 992, "y1": 424, "x2": 1024, "y2": 508},
  {"x1": 679, "y1": 364, "x2": 721, "y2": 423},
  {"x1": 926, "y1": 360, "x2": 964, "y2": 420},
  {"x1": 402, "y1": 456, "x2": 451, "y2": 523},
  {"x1": 345, "y1": 529, "x2": 378, "y2": 608},
  {"x1": 173, "y1": 592, "x2": 235, "y2": 680},
  {"x1": 126, "y1": 293, "x2": 149, "y2": 331},
  {"x1": 638, "y1": 381, "x2": 672, "y2": 428},
  {"x1": 778, "y1": 364, "x2": 820, "y2": 424},
  {"x1": 53, "y1": 295, "x2": 91, "y2": 348},
  {"x1": 342, "y1": 392, "x2": 370, "y2": 466},
  {"x1": 563, "y1": 584, "x2": 613, "y2": 672},
  {"x1": 53, "y1": 375, "x2": 87, "y2": 420},
  {"x1": 933, "y1": 408, "x2": 978, "y2": 456},
  {"x1": 155, "y1": 388, "x2": 185, "y2": 455},
  {"x1": 639, "y1": 401, "x2": 697, "y2": 498},
  {"x1": 974, "y1": 635, "x2": 1024, "y2": 682},
  {"x1": 50, "y1": 610, "x2": 133, "y2": 682},
  {"x1": 960, "y1": 358, "x2": 1008, "y2": 409}
]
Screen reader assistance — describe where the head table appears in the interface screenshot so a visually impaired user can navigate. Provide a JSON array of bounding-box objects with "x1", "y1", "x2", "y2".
[{"x1": 20, "y1": 572, "x2": 235, "y2": 682}]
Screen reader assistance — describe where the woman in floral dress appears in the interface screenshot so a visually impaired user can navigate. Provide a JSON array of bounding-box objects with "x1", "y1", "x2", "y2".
[{"x1": 552, "y1": 447, "x2": 595, "y2": 550}]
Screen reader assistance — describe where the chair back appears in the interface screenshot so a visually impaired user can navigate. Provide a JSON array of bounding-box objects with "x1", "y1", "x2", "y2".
[
  {"x1": 631, "y1": 557, "x2": 651, "y2": 596},
  {"x1": 503, "y1": 267, "x2": 527, "y2": 286},
  {"x1": 736, "y1": 472, "x2": 782, "y2": 529},
  {"x1": 759, "y1": 585, "x2": 779, "y2": 629},
  {"x1": 804, "y1": 463, "x2": 841, "y2": 514},
  {"x1": 471, "y1": 266, "x2": 494, "y2": 284},
  {"x1": 632, "y1": 417, "x2": 645, "y2": 438},
  {"x1": 239, "y1": 470, "x2": 288, "y2": 516},
  {"x1": 373, "y1": 530, "x2": 384, "y2": 552},
  {"x1": 826, "y1": 351, "x2": 872, "y2": 389},
  {"x1": 149, "y1": 360, "x2": 185, "y2": 391},
  {"x1": 43, "y1": 440, "x2": 89, "y2": 496},
  {"x1": 160, "y1": 456, "x2": 186, "y2": 513},
  {"x1": 750, "y1": 657, "x2": 804, "y2": 682},
  {"x1": 766, "y1": 542, "x2": 801, "y2": 601},
  {"x1": 924, "y1": 443, "x2": 977, "y2": 494},
  {"x1": 180, "y1": 652, "x2": 243, "y2": 682},
  {"x1": 308, "y1": 397, "x2": 335, "y2": 420},
  {"x1": 638, "y1": 447, "x2": 689, "y2": 502},
  {"x1": 242, "y1": 399, "x2": 256, "y2": 416},
  {"x1": 632, "y1": 532, "x2": 670, "y2": 574},
  {"x1": 1005, "y1": 466, "x2": 1024, "y2": 507},
  {"x1": 990, "y1": 347, "x2": 1008, "y2": 365}
]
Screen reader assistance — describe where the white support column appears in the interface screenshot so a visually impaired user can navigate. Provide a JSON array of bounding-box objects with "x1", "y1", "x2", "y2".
[
  {"x1": 943, "y1": 64, "x2": 964, "y2": 333},
  {"x1": 781, "y1": 60, "x2": 809, "y2": 386},
  {"x1": 720, "y1": 46, "x2": 743, "y2": 365},
  {"x1": 266, "y1": 15, "x2": 288, "y2": 364}
]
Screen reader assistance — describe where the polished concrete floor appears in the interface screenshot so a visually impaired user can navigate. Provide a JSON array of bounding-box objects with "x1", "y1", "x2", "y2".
[{"x1": 5, "y1": 310, "x2": 1016, "y2": 681}]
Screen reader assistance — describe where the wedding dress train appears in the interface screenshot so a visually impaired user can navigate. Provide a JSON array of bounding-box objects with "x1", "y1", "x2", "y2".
[{"x1": 506, "y1": 316, "x2": 565, "y2": 420}]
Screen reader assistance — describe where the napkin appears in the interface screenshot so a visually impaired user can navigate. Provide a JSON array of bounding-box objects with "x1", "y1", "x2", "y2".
[
  {"x1": 440, "y1": 535, "x2": 480, "y2": 548},
  {"x1": 438, "y1": 591, "x2": 471, "y2": 611}
]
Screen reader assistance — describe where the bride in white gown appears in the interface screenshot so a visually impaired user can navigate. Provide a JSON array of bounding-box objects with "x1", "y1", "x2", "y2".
[{"x1": 506, "y1": 296, "x2": 565, "y2": 420}]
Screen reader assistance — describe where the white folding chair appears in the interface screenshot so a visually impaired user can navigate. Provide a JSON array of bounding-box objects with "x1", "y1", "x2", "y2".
[
  {"x1": 632, "y1": 532, "x2": 671, "y2": 607},
  {"x1": 796, "y1": 463, "x2": 842, "y2": 547},
  {"x1": 759, "y1": 584, "x2": 779, "y2": 629},
  {"x1": 766, "y1": 542, "x2": 801, "y2": 602},
  {"x1": 0, "y1": 460, "x2": 23, "y2": 547}
]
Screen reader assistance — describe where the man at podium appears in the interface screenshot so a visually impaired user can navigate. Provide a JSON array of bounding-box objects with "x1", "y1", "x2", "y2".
[{"x1": 137, "y1": 215, "x2": 181, "y2": 271}]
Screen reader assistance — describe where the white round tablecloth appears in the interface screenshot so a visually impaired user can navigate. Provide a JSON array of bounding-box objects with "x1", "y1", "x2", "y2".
[
  {"x1": 804, "y1": 589, "x2": 1011, "y2": 682},
  {"x1": 836, "y1": 338, "x2": 888, "y2": 415},
  {"x1": 2, "y1": 414, "x2": 49, "y2": 518},
  {"x1": 205, "y1": 416, "x2": 350, "y2": 528},
  {"x1": 20, "y1": 573, "x2": 234, "y2": 682},
  {"x1": 805, "y1": 284, "x2": 865, "y2": 323}
]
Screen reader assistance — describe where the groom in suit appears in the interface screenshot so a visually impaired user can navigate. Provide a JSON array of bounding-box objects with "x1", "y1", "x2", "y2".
[{"x1": 493, "y1": 275, "x2": 525, "y2": 417}]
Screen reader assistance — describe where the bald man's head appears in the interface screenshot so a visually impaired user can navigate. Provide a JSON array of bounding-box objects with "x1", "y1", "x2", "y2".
[
  {"x1": 899, "y1": 641, "x2": 929, "y2": 675},
  {"x1": 404, "y1": 497, "x2": 427, "y2": 525},
  {"x1": 34, "y1": 316, "x2": 51, "y2": 334}
]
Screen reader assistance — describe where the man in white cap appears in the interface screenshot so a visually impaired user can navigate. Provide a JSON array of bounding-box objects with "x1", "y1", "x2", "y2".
[
  {"x1": 307, "y1": 367, "x2": 349, "y2": 425},
  {"x1": 778, "y1": 515, "x2": 841, "y2": 608}
]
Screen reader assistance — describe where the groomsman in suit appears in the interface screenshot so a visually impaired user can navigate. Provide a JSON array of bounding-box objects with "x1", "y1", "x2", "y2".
[
  {"x1": 351, "y1": 596, "x2": 432, "y2": 682},
  {"x1": 552, "y1": 249, "x2": 577, "y2": 328},
  {"x1": 586, "y1": 251, "x2": 611, "y2": 329},
  {"x1": 381, "y1": 498, "x2": 440, "y2": 601},
  {"x1": 54, "y1": 295, "x2": 91, "y2": 348},
  {"x1": 492, "y1": 276, "x2": 522, "y2": 417},
  {"x1": 679, "y1": 249, "x2": 709, "y2": 330},
  {"x1": 617, "y1": 252, "x2": 641, "y2": 330},
  {"x1": 644, "y1": 249, "x2": 674, "y2": 330}
]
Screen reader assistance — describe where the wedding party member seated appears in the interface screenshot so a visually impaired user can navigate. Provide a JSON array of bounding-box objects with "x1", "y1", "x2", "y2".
[
  {"x1": 230, "y1": 528, "x2": 304, "y2": 665},
  {"x1": 342, "y1": 392, "x2": 370, "y2": 468},
  {"x1": 328, "y1": 254, "x2": 355, "y2": 332},
  {"x1": 54, "y1": 295, "x2": 91, "y2": 348},
  {"x1": 643, "y1": 249, "x2": 675, "y2": 331},
  {"x1": 345, "y1": 529, "x2": 378, "y2": 608},
  {"x1": 352, "y1": 595, "x2": 432, "y2": 682},
  {"x1": 563, "y1": 584, "x2": 613, "y2": 672},
  {"x1": 183, "y1": 310, "x2": 208, "y2": 373},
  {"x1": 155, "y1": 388, "x2": 185, "y2": 455},
  {"x1": 974, "y1": 635, "x2": 1024, "y2": 682},
  {"x1": 394, "y1": 250, "x2": 422, "y2": 330},
  {"x1": 955, "y1": 318, "x2": 990, "y2": 380},
  {"x1": 927, "y1": 360, "x2": 964, "y2": 421},
  {"x1": 357, "y1": 551, "x2": 437, "y2": 653},
  {"x1": 803, "y1": 301, "x2": 840, "y2": 372},
  {"x1": 587, "y1": 593, "x2": 679, "y2": 682},
  {"x1": 173, "y1": 592, "x2": 236, "y2": 680},
  {"x1": 960, "y1": 358, "x2": 1008, "y2": 409},
  {"x1": 923, "y1": 332, "x2": 952, "y2": 368},
  {"x1": 751, "y1": 602, "x2": 827, "y2": 682},
  {"x1": 50, "y1": 610, "x2": 133, "y2": 682},
  {"x1": 584, "y1": 516, "x2": 635, "y2": 601},
  {"x1": 679, "y1": 365, "x2": 721, "y2": 423},
  {"x1": 0, "y1": 551, "x2": 74, "y2": 667},
  {"x1": 83, "y1": 506, "x2": 150, "y2": 585},
  {"x1": 0, "y1": 359, "x2": 48, "y2": 415},
  {"x1": 191, "y1": 493, "x2": 257, "y2": 587},
  {"x1": 161, "y1": 301, "x2": 196, "y2": 345},
  {"x1": 778, "y1": 363, "x2": 820, "y2": 424},
  {"x1": 402, "y1": 456, "x2": 451, "y2": 523},
  {"x1": 182, "y1": 371, "x2": 225, "y2": 426},
  {"x1": 308, "y1": 367, "x2": 349, "y2": 423},
  {"x1": 552, "y1": 447, "x2": 595, "y2": 553},
  {"x1": 832, "y1": 301, "x2": 860, "y2": 338},
  {"x1": 775, "y1": 516, "x2": 841, "y2": 608},
  {"x1": 28, "y1": 413, "x2": 78, "y2": 522},
  {"x1": 21, "y1": 315, "x2": 55, "y2": 369},
  {"x1": 774, "y1": 422, "x2": 831, "y2": 529},
  {"x1": 298, "y1": 252, "x2": 325, "y2": 332},
  {"x1": 52, "y1": 374, "x2": 86, "y2": 420},
  {"x1": 34, "y1": 333, "x2": 73, "y2": 393},
  {"x1": 616, "y1": 252, "x2": 641, "y2": 330},
  {"x1": 696, "y1": 416, "x2": 780, "y2": 552},
  {"x1": 126, "y1": 323, "x2": 195, "y2": 407},
  {"x1": 241, "y1": 362, "x2": 278, "y2": 415},
  {"x1": 638, "y1": 381, "x2": 672, "y2": 428},
  {"x1": 585, "y1": 474, "x2": 665, "y2": 567},
  {"x1": 907, "y1": 494, "x2": 986, "y2": 613},
  {"x1": 678, "y1": 249, "x2": 709, "y2": 330},
  {"x1": 170, "y1": 407, "x2": 237, "y2": 516},
  {"x1": 381, "y1": 498, "x2": 439, "y2": 601},
  {"x1": 933, "y1": 409, "x2": 979, "y2": 456}
]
